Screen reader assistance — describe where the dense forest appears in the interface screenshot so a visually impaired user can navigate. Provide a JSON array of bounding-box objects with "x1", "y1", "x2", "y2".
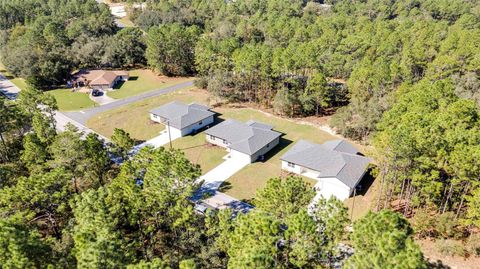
[
  {"x1": 0, "y1": 0, "x2": 146, "y2": 88},
  {"x1": 0, "y1": 87, "x2": 428, "y2": 267},
  {"x1": 1, "y1": 0, "x2": 480, "y2": 267}
]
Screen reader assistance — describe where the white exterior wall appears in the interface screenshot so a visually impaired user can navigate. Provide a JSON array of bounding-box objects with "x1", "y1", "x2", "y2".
[
  {"x1": 180, "y1": 115, "x2": 214, "y2": 136},
  {"x1": 206, "y1": 134, "x2": 229, "y2": 149},
  {"x1": 150, "y1": 115, "x2": 214, "y2": 137},
  {"x1": 281, "y1": 162, "x2": 352, "y2": 201},
  {"x1": 150, "y1": 113, "x2": 163, "y2": 123},
  {"x1": 167, "y1": 126, "x2": 182, "y2": 139},
  {"x1": 315, "y1": 177, "x2": 351, "y2": 201},
  {"x1": 281, "y1": 161, "x2": 321, "y2": 178},
  {"x1": 229, "y1": 149, "x2": 253, "y2": 163},
  {"x1": 282, "y1": 161, "x2": 305, "y2": 174}
]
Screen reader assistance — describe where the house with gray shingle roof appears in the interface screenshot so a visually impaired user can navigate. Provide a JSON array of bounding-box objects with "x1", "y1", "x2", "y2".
[
  {"x1": 149, "y1": 101, "x2": 215, "y2": 138},
  {"x1": 281, "y1": 139, "x2": 370, "y2": 201},
  {"x1": 205, "y1": 119, "x2": 281, "y2": 163}
]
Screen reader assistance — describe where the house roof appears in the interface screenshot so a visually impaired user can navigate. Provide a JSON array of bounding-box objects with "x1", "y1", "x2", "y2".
[
  {"x1": 149, "y1": 101, "x2": 215, "y2": 129},
  {"x1": 74, "y1": 70, "x2": 129, "y2": 86},
  {"x1": 280, "y1": 140, "x2": 370, "y2": 188},
  {"x1": 205, "y1": 119, "x2": 281, "y2": 155}
]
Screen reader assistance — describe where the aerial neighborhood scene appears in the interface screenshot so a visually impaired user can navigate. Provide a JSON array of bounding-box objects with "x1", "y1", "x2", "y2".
[{"x1": 1, "y1": 0, "x2": 479, "y2": 268}]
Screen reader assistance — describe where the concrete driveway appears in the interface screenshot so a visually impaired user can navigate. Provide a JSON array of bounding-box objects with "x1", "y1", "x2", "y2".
[
  {"x1": 198, "y1": 154, "x2": 250, "y2": 192},
  {"x1": 130, "y1": 130, "x2": 180, "y2": 154},
  {"x1": 90, "y1": 91, "x2": 115, "y2": 105}
]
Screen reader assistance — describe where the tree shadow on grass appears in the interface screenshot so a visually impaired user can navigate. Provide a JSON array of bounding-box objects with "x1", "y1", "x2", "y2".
[
  {"x1": 218, "y1": 181, "x2": 232, "y2": 192},
  {"x1": 428, "y1": 260, "x2": 451, "y2": 269}
]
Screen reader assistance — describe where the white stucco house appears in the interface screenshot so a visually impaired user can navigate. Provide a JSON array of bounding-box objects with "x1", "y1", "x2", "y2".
[
  {"x1": 281, "y1": 139, "x2": 371, "y2": 201},
  {"x1": 149, "y1": 101, "x2": 215, "y2": 139},
  {"x1": 204, "y1": 119, "x2": 282, "y2": 163}
]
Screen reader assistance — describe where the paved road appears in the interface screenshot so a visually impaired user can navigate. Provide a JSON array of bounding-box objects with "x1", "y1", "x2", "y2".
[
  {"x1": 0, "y1": 73, "x2": 21, "y2": 100},
  {"x1": 64, "y1": 81, "x2": 194, "y2": 124},
  {"x1": 54, "y1": 111, "x2": 110, "y2": 142}
]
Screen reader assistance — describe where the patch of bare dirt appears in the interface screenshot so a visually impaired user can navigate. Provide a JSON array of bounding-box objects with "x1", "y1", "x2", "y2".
[{"x1": 418, "y1": 239, "x2": 480, "y2": 269}]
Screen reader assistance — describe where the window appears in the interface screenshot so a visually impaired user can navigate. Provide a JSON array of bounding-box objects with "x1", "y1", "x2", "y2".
[
  {"x1": 266, "y1": 143, "x2": 270, "y2": 148},
  {"x1": 198, "y1": 121, "x2": 202, "y2": 125},
  {"x1": 222, "y1": 139, "x2": 228, "y2": 144},
  {"x1": 287, "y1": 162, "x2": 295, "y2": 168},
  {"x1": 209, "y1": 135, "x2": 215, "y2": 140}
]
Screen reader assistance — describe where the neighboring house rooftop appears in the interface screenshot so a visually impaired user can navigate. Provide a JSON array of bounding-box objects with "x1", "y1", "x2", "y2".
[
  {"x1": 280, "y1": 140, "x2": 370, "y2": 188},
  {"x1": 205, "y1": 119, "x2": 281, "y2": 155},
  {"x1": 149, "y1": 101, "x2": 215, "y2": 129},
  {"x1": 74, "y1": 70, "x2": 129, "y2": 86}
]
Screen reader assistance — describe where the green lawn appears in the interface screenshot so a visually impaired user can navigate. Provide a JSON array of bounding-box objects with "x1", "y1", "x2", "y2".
[
  {"x1": 87, "y1": 87, "x2": 208, "y2": 140},
  {"x1": 215, "y1": 106, "x2": 338, "y2": 202},
  {"x1": 107, "y1": 69, "x2": 193, "y2": 99},
  {"x1": 47, "y1": 89, "x2": 96, "y2": 111},
  {"x1": 171, "y1": 133, "x2": 227, "y2": 174},
  {"x1": 87, "y1": 87, "x2": 346, "y2": 201}
]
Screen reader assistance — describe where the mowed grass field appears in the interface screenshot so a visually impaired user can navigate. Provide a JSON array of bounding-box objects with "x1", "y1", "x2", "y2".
[
  {"x1": 215, "y1": 105, "x2": 337, "y2": 201},
  {"x1": 171, "y1": 134, "x2": 227, "y2": 174},
  {"x1": 87, "y1": 87, "x2": 209, "y2": 140},
  {"x1": 107, "y1": 69, "x2": 193, "y2": 99},
  {"x1": 47, "y1": 89, "x2": 96, "y2": 111}
]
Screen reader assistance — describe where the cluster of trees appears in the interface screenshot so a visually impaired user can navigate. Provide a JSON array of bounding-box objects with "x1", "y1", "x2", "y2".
[
  {"x1": 127, "y1": 0, "x2": 479, "y2": 141},
  {"x1": 372, "y1": 79, "x2": 480, "y2": 237},
  {"x1": 0, "y1": 0, "x2": 146, "y2": 89},
  {"x1": 128, "y1": 0, "x2": 480, "y2": 242},
  {"x1": 0, "y1": 89, "x2": 428, "y2": 267}
]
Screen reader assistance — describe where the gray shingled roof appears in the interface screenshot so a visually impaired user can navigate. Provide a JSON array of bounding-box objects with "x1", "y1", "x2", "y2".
[
  {"x1": 322, "y1": 139, "x2": 360, "y2": 155},
  {"x1": 149, "y1": 101, "x2": 215, "y2": 129},
  {"x1": 205, "y1": 119, "x2": 281, "y2": 155},
  {"x1": 280, "y1": 140, "x2": 370, "y2": 188}
]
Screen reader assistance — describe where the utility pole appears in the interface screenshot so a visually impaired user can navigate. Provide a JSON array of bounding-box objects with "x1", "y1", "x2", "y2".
[{"x1": 167, "y1": 120, "x2": 172, "y2": 149}]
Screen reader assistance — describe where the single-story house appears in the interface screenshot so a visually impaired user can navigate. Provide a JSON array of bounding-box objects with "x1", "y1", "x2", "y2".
[
  {"x1": 205, "y1": 119, "x2": 282, "y2": 163},
  {"x1": 149, "y1": 101, "x2": 215, "y2": 138},
  {"x1": 280, "y1": 139, "x2": 371, "y2": 201},
  {"x1": 73, "y1": 70, "x2": 129, "y2": 90}
]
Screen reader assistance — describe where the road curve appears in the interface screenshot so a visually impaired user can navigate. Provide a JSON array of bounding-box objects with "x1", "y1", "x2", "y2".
[{"x1": 64, "y1": 80, "x2": 194, "y2": 124}]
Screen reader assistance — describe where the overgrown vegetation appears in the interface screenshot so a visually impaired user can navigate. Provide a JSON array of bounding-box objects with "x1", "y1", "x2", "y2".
[{"x1": 0, "y1": 96, "x2": 426, "y2": 266}]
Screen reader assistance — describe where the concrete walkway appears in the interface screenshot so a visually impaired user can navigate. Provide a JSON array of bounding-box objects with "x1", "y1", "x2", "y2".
[
  {"x1": 130, "y1": 130, "x2": 180, "y2": 154},
  {"x1": 64, "y1": 80, "x2": 194, "y2": 124}
]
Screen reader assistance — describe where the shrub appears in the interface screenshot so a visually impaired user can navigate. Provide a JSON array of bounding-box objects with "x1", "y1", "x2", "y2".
[
  {"x1": 466, "y1": 234, "x2": 480, "y2": 257},
  {"x1": 412, "y1": 208, "x2": 435, "y2": 238},
  {"x1": 194, "y1": 77, "x2": 208, "y2": 89},
  {"x1": 435, "y1": 239, "x2": 465, "y2": 257},
  {"x1": 436, "y1": 212, "x2": 459, "y2": 238}
]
